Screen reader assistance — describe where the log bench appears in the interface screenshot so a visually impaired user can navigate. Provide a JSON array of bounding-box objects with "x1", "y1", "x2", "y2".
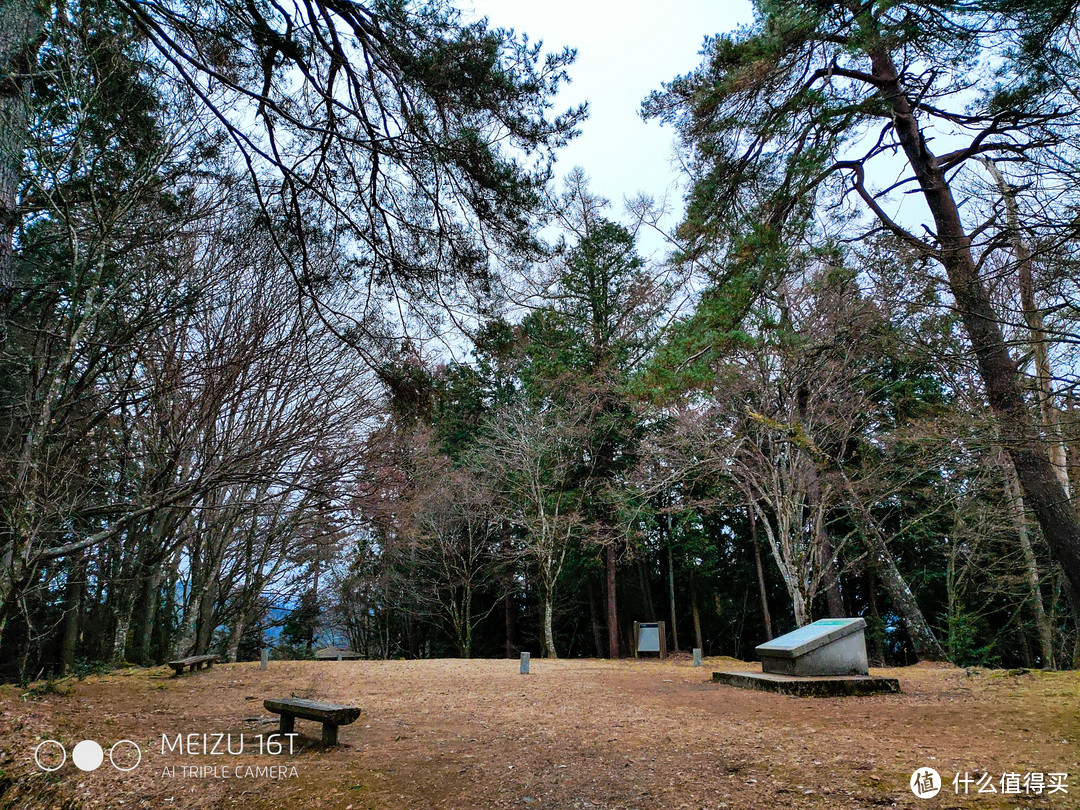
[
  {"x1": 263, "y1": 698, "x2": 362, "y2": 746},
  {"x1": 167, "y1": 654, "x2": 220, "y2": 676}
]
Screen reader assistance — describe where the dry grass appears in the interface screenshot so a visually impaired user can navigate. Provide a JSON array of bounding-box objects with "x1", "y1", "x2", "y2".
[{"x1": 1, "y1": 657, "x2": 1078, "y2": 809}]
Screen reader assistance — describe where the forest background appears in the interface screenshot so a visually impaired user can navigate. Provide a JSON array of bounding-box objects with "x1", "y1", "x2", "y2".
[{"x1": 3, "y1": 0, "x2": 1080, "y2": 681}]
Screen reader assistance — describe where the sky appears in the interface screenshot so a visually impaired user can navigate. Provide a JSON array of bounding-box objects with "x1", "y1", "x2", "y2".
[{"x1": 465, "y1": 0, "x2": 755, "y2": 260}]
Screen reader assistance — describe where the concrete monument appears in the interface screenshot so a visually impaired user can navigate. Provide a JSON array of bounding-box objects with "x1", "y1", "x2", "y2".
[
  {"x1": 756, "y1": 617, "x2": 869, "y2": 676},
  {"x1": 712, "y1": 617, "x2": 900, "y2": 697}
]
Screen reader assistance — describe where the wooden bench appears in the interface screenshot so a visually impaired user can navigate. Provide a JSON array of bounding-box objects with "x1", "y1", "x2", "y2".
[
  {"x1": 263, "y1": 698, "x2": 362, "y2": 746},
  {"x1": 167, "y1": 654, "x2": 220, "y2": 676}
]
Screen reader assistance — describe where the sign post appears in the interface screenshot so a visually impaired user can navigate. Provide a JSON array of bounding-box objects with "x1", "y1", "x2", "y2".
[{"x1": 632, "y1": 621, "x2": 667, "y2": 659}]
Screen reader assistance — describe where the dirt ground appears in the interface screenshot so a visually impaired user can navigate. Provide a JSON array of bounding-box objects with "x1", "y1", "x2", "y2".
[{"x1": 0, "y1": 656, "x2": 1077, "y2": 809}]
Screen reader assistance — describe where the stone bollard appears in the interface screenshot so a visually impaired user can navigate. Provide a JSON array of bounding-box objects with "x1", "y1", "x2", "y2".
[
  {"x1": 693, "y1": 648, "x2": 702, "y2": 667},
  {"x1": 337, "y1": 653, "x2": 342, "y2": 661},
  {"x1": 260, "y1": 648, "x2": 269, "y2": 671},
  {"x1": 520, "y1": 651, "x2": 530, "y2": 674}
]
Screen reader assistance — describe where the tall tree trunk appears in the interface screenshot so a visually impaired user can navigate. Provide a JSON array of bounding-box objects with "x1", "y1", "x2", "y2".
[
  {"x1": 638, "y1": 558, "x2": 656, "y2": 620},
  {"x1": 504, "y1": 591, "x2": 514, "y2": 658},
  {"x1": 749, "y1": 502, "x2": 773, "y2": 639},
  {"x1": 863, "y1": 32, "x2": 1080, "y2": 611},
  {"x1": 790, "y1": 586, "x2": 809, "y2": 628},
  {"x1": 820, "y1": 535, "x2": 845, "y2": 618},
  {"x1": 983, "y1": 159, "x2": 1070, "y2": 495},
  {"x1": 588, "y1": 581, "x2": 605, "y2": 657},
  {"x1": 306, "y1": 556, "x2": 322, "y2": 657},
  {"x1": 543, "y1": 592, "x2": 557, "y2": 659},
  {"x1": 225, "y1": 614, "x2": 245, "y2": 663},
  {"x1": 1003, "y1": 453, "x2": 1056, "y2": 668},
  {"x1": 131, "y1": 566, "x2": 163, "y2": 666},
  {"x1": 57, "y1": 553, "x2": 85, "y2": 676},
  {"x1": 667, "y1": 541, "x2": 680, "y2": 651},
  {"x1": 690, "y1": 576, "x2": 703, "y2": 652},
  {"x1": 503, "y1": 524, "x2": 514, "y2": 658},
  {"x1": 837, "y1": 469, "x2": 946, "y2": 660},
  {"x1": 873, "y1": 540, "x2": 946, "y2": 661},
  {"x1": 0, "y1": 0, "x2": 44, "y2": 339},
  {"x1": 605, "y1": 543, "x2": 619, "y2": 658},
  {"x1": 160, "y1": 547, "x2": 182, "y2": 657},
  {"x1": 866, "y1": 570, "x2": 885, "y2": 666},
  {"x1": 111, "y1": 601, "x2": 134, "y2": 665}
]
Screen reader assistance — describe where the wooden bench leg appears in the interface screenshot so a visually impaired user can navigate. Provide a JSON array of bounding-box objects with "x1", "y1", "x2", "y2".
[
  {"x1": 279, "y1": 714, "x2": 295, "y2": 736},
  {"x1": 321, "y1": 723, "x2": 338, "y2": 747}
]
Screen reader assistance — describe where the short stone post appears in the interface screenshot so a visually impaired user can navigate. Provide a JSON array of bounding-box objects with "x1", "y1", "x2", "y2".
[
  {"x1": 693, "y1": 648, "x2": 703, "y2": 667},
  {"x1": 260, "y1": 648, "x2": 269, "y2": 671},
  {"x1": 336, "y1": 652, "x2": 342, "y2": 661},
  {"x1": 520, "y1": 651, "x2": 530, "y2": 674}
]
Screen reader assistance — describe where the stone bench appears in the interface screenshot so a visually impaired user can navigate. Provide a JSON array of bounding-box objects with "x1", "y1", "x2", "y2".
[
  {"x1": 263, "y1": 698, "x2": 362, "y2": 746},
  {"x1": 167, "y1": 654, "x2": 220, "y2": 676}
]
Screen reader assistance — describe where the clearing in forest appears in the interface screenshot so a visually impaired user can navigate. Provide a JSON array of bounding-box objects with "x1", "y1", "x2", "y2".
[{"x1": 0, "y1": 657, "x2": 1077, "y2": 809}]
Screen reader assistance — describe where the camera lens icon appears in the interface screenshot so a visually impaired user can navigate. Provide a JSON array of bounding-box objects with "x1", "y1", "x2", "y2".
[
  {"x1": 72, "y1": 740, "x2": 103, "y2": 771},
  {"x1": 33, "y1": 740, "x2": 65, "y2": 772}
]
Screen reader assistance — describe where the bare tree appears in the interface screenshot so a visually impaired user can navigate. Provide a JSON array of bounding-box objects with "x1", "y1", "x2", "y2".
[{"x1": 473, "y1": 401, "x2": 588, "y2": 658}]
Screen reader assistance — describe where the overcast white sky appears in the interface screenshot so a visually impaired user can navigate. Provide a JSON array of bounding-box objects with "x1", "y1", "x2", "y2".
[{"x1": 466, "y1": 0, "x2": 755, "y2": 259}]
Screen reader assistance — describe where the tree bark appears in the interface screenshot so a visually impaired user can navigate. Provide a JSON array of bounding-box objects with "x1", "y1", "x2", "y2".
[
  {"x1": 588, "y1": 581, "x2": 605, "y2": 657},
  {"x1": 543, "y1": 592, "x2": 557, "y2": 658},
  {"x1": 503, "y1": 524, "x2": 514, "y2": 658},
  {"x1": 866, "y1": 570, "x2": 885, "y2": 666},
  {"x1": 983, "y1": 159, "x2": 1070, "y2": 496},
  {"x1": 605, "y1": 543, "x2": 619, "y2": 657},
  {"x1": 504, "y1": 591, "x2": 514, "y2": 658},
  {"x1": 862, "y1": 31, "x2": 1080, "y2": 612},
  {"x1": 225, "y1": 614, "x2": 245, "y2": 663},
  {"x1": 750, "y1": 506, "x2": 773, "y2": 640},
  {"x1": 57, "y1": 554, "x2": 86, "y2": 675},
  {"x1": 667, "y1": 541, "x2": 680, "y2": 651},
  {"x1": 0, "y1": 0, "x2": 44, "y2": 337},
  {"x1": 873, "y1": 539, "x2": 946, "y2": 661},
  {"x1": 820, "y1": 535, "x2": 845, "y2": 618},
  {"x1": 194, "y1": 576, "x2": 218, "y2": 655},
  {"x1": 638, "y1": 558, "x2": 656, "y2": 619},
  {"x1": 1003, "y1": 453, "x2": 1056, "y2": 668},
  {"x1": 840, "y1": 467, "x2": 947, "y2": 660},
  {"x1": 111, "y1": 601, "x2": 134, "y2": 665},
  {"x1": 690, "y1": 576, "x2": 703, "y2": 652}
]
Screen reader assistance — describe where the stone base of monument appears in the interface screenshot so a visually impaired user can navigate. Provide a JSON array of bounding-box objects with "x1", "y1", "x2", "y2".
[{"x1": 712, "y1": 669, "x2": 900, "y2": 697}]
